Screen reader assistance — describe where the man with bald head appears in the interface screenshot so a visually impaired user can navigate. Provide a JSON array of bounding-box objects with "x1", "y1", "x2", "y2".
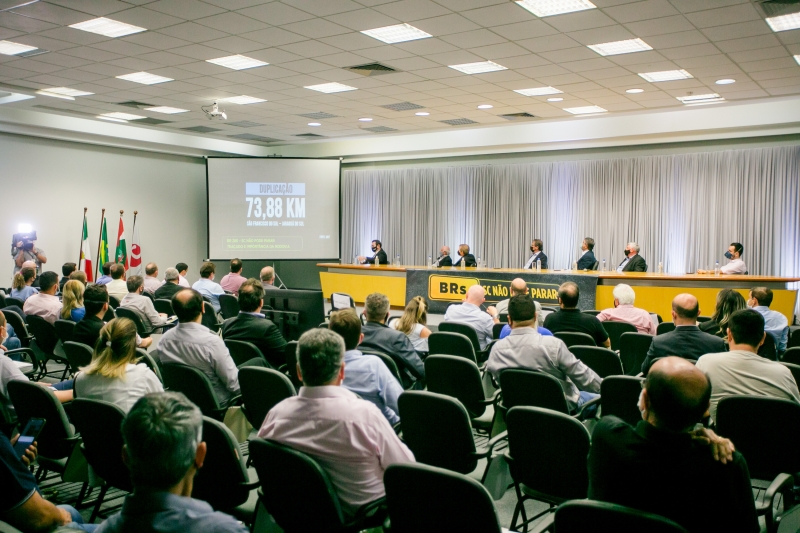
[
  {"x1": 260, "y1": 266, "x2": 280, "y2": 290},
  {"x1": 544, "y1": 282, "x2": 610, "y2": 348},
  {"x1": 434, "y1": 246, "x2": 452, "y2": 268},
  {"x1": 589, "y1": 357, "x2": 758, "y2": 533},
  {"x1": 641, "y1": 293, "x2": 726, "y2": 375},
  {"x1": 495, "y1": 278, "x2": 528, "y2": 315},
  {"x1": 443, "y1": 284, "x2": 499, "y2": 351}
]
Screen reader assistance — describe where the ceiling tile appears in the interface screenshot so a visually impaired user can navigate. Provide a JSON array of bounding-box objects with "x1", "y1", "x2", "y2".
[
  {"x1": 778, "y1": 29, "x2": 800, "y2": 45},
  {"x1": 111, "y1": 7, "x2": 186, "y2": 30},
  {"x1": 61, "y1": 46, "x2": 124, "y2": 62},
  {"x1": 46, "y1": 0, "x2": 132, "y2": 16},
  {"x1": 282, "y1": 18, "x2": 352, "y2": 38},
  {"x1": 700, "y1": 20, "x2": 772, "y2": 41},
  {"x1": 195, "y1": 12, "x2": 271, "y2": 33},
  {"x1": 238, "y1": 3, "x2": 316, "y2": 25},
  {"x1": 604, "y1": 0, "x2": 680, "y2": 23},
  {"x1": 356, "y1": 45, "x2": 415, "y2": 61},
  {"x1": 92, "y1": 39, "x2": 156, "y2": 57},
  {"x1": 279, "y1": 39, "x2": 341, "y2": 58},
  {"x1": 396, "y1": 37, "x2": 458, "y2": 55},
  {"x1": 105, "y1": 56, "x2": 165, "y2": 71},
  {"x1": 497, "y1": 54, "x2": 550, "y2": 69},
  {"x1": 432, "y1": 0, "x2": 505, "y2": 10},
  {"x1": 373, "y1": 0, "x2": 451, "y2": 20},
  {"x1": 281, "y1": 58, "x2": 339, "y2": 74},
  {"x1": 684, "y1": 4, "x2": 761, "y2": 29},
  {"x1": 517, "y1": 34, "x2": 581, "y2": 53},
  {"x1": 239, "y1": 28, "x2": 308, "y2": 47},
  {"x1": 488, "y1": 20, "x2": 559, "y2": 41},
  {"x1": 461, "y1": 3, "x2": 533, "y2": 27},
  {"x1": 0, "y1": 12, "x2": 58, "y2": 32},
  {"x1": 11, "y1": 34, "x2": 75, "y2": 52},
  {"x1": 669, "y1": 0, "x2": 748, "y2": 14},
  {"x1": 324, "y1": 8, "x2": 400, "y2": 31},
  {"x1": 644, "y1": 31, "x2": 709, "y2": 49},
  {"x1": 715, "y1": 34, "x2": 782, "y2": 53},
  {"x1": 11, "y1": 2, "x2": 87, "y2": 25},
  {"x1": 147, "y1": 0, "x2": 227, "y2": 20},
  {"x1": 660, "y1": 43, "x2": 721, "y2": 60},
  {"x1": 565, "y1": 25, "x2": 635, "y2": 45},
  {"x1": 202, "y1": 36, "x2": 266, "y2": 54},
  {"x1": 674, "y1": 54, "x2": 733, "y2": 69},
  {"x1": 135, "y1": 51, "x2": 197, "y2": 66},
  {"x1": 560, "y1": 57, "x2": 617, "y2": 72},
  {"x1": 170, "y1": 43, "x2": 232, "y2": 60},
  {"x1": 467, "y1": 42, "x2": 530, "y2": 60},
  {"x1": 423, "y1": 49, "x2": 484, "y2": 66},
  {"x1": 728, "y1": 47, "x2": 791, "y2": 64},
  {"x1": 123, "y1": 32, "x2": 192, "y2": 50},
  {"x1": 538, "y1": 47, "x2": 598, "y2": 63},
  {"x1": 624, "y1": 15, "x2": 695, "y2": 36},
  {"x1": 440, "y1": 29, "x2": 507, "y2": 48},
  {"x1": 36, "y1": 26, "x2": 110, "y2": 45},
  {"x1": 543, "y1": 10, "x2": 618, "y2": 32},
  {"x1": 411, "y1": 14, "x2": 481, "y2": 36},
  {"x1": 282, "y1": 0, "x2": 363, "y2": 16}
]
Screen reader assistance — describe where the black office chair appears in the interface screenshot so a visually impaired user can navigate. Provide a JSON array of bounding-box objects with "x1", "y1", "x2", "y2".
[
  {"x1": 154, "y1": 298, "x2": 174, "y2": 316},
  {"x1": 424, "y1": 355, "x2": 499, "y2": 430},
  {"x1": 26, "y1": 314, "x2": 71, "y2": 380},
  {"x1": 0, "y1": 393, "x2": 17, "y2": 438},
  {"x1": 63, "y1": 341, "x2": 93, "y2": 371},
  {"x1": 541, "y1": 306, "x2": 559, "y2": 313},
  {"x1": 438, "y1": 321, "x2": 491, "y2": 361},
  {"x1": 5, "y1": 297, "x2": 25, "y2": 309},
  {"x1": 108, "y1": 295, "x2": 121, "y2": 309},
  {"x1": 498, "y1": 313, "x2": 508, "y2": 324},
  {"x1": 532, "y1": 500, "x2": 688, "y2": 533},
  {"x1": 582, "y1": 310, "x2": 601, "y2": 317},
  {"x1": 789, "y1": 328, "x2": 800, "y2": 350},
  {"x1": 142, "y1": 290, "x2": 154, "y2": 303},
  {"x1": 202, "y1": 301, "x2": 222, "y2": 332},
  {"x1": 570, "y1": 346, "x2": 623, "y2": 378},
  {"x1": 161, "y1": 363, "x2": 240, "y2": 421},
  {"x1": 781, "y1": 362, "x2": 800, "y2": 390},
  {"x1": 428, "y1": 331, "x2": 478, "y2": 365},
  {"x1": 224, "y1": 339, "x2": 267, "y2": 367},
  {"x1": 783, "y1": 347, "x2": 800, "y2": 365},
  {"x1": 53, "y1": 319, "x2": 75, "y2": 344},
  {"x1": 758, "y1": 333, "x2": 777, "y2": 361},
  {"x1": 114, "y1": 307, "x2": 159, "y2": 338},
  {"x1": 218, "y1": 294, "x2": 240, "y2": 320},
  {"x1": 239, "y1": 367, "x2": 296, "y2": 429},
  {"x1": 328, "y1": 292, "x2": 356, "y2": 316},
  {"x1": 553, "y1": 331, "x2": 596, "y2": 348},
  {"x1": 249, "y1": 438, "x2": 387, "y2": 533},
  {"x1": 618, "y1": 332, "x2": 654, "y2": 376},
  {"x1": 603, "y1": 321, "x2": 638, "y2": 351},
  {"x1": 384, "y1": 463, "x2": 504, "y2": 533},
  {"x1": 3, "y1": 309, "x2": 32, "y2": 348},
  {"x1": 498, "y1": 369, "x2": 598, "y2": 420},
  {"x1": 359, "y1": 348, "x2": 403, "y2": 385},
  {"x1": 600, "y1": 376, "x2": 644, "y2": 426},
  {"x1": 590, "y1": 260, "x2": 600, "y2": 270},
  {"x1": 281, "y1": 340, "x2": 302, "y2": 390},
  {"x1": 103, "y1": 307, "x2": 116, "y2": 322},
  {"x1": 492, "y1": 323, "x2": 505, "y2": 339},
  {"x1": 136, "y1": 348, "x2": 163, "y2": 384},
  {"x1": 505, "y1": 406, "x2": 591, "y2": 531},
  {"x1": 656, "y1": 322, "x2": 676, "y2": 335},
  {"x1": 696, "y1": 316, "x2": 712, "y2": 323}
]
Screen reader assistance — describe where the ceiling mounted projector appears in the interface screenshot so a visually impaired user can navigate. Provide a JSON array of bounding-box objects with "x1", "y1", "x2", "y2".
[{"x1": 202, "y1": 101, "x2": 227, "y2": 120}]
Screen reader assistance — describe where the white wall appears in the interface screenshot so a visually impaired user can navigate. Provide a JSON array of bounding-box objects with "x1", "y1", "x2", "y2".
[{"x1": 0, "y1": 132, "x2": 207, "y2": 285}]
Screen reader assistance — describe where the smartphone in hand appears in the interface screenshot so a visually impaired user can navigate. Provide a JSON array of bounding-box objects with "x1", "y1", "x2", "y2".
[{"x1": 14, "y1": 418, "x2": 45, "y2": 458}]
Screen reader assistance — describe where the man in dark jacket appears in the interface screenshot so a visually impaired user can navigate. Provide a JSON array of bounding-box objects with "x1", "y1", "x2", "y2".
[
  {"x1": 154, "y1": 268, "x2": 184, "y2": 301},
  {"x1": 221, "y1": 279, "x2": 287, "y2": 367}
]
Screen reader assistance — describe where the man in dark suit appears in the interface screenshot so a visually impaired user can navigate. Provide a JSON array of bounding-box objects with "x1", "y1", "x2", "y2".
[
  {"x1": 641, "y1": 293, "x2": 726, "y2": 375},
  {"x1": 544, "y1": 282, "x2": 611, "y2": 348},
  {"x1": 576, "y1": 238, "x2": 597, "y2": 270},
  {"x1": 221, "y1": 279, "x2": 287, "y2": 368},
  {"x1": 523, "y1": 239, "x2": 547, "y2": 269},
  {"x1": 617, "y1": 242, "x2": 647, "y2": 272},
  {"x1": 435, "y1": 245, "x2": 452, "y2": 268},
  {"x1": 452, "y1": 244, "x2": 477, "y2": 268},
  {"x1": 357, "y1": 240, "x2": 388, "y2": 266},
  {"x1": 154, "y1": 268, "x2": 184, "y2": 300}
]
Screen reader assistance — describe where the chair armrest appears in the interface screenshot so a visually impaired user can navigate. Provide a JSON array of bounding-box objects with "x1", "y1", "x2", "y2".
[
  {"x1": 473, "y1": 430, "x2": 508, "y2": 459},
  {"x1": 392, "y1": 421, "x2": 401, "y2": 435},
  {"x1": 479, "y1": 388, "x2": 502, "y2": 406},
  {"x1": 222, "y1": 394, "x2": 243, "y2": 409},
  {"x1": 528, "y1": 512, "x2": 555, "y2": 532},
  {"x1": 756, "y1": 472, "x2": 794, "y2": 530},
  {"x1": 353, "y1": 497, "x2": 387, "y2": 521},
  {"x1": 5, "y1": 347, "x2": 36, "y2": 362},
  {"x1": 574, "y1": 396, "x2": 601, "y2": 420}
]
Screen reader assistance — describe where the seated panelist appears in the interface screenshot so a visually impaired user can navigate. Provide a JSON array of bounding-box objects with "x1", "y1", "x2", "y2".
[
  {"x1": 357, "y1": 239, "x2": 388, "y2": 265},
  {"x1": 452, "y1": 244, "x2": 476, "y2": 268}
]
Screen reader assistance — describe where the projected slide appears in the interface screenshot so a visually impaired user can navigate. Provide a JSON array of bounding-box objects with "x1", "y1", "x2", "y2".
[{"x1": 207, "y1": 158, "x2": 340, "y2": 260}]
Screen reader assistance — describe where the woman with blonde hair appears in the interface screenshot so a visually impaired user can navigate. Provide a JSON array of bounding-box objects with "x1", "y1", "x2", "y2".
[
  {"x1": 74, "y1": 317, "x2": 162, "y2": 412},
  {"x1": 61, "y1": 280, "x2": 86, "y2": 322},
  {"x1": 391, "y1": 296, "x2": 432, "y2": 353},
  {"x1": 10, "y1": 267, "x2": 38, "y2": 302}
]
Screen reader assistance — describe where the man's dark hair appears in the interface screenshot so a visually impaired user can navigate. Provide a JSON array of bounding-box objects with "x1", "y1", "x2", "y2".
[
  {"x1": 175, "y1": 262, "x2": 188, "y2": 273},
  {"x1": 508, "y1": 294, "x2": 536, "y2": 324},
  {"x1": 110, "y1": 263, "x2": 125, "y2": 280},
  {"x1": 230, "y1": 258, "x2": 243, "y2": 273},
  {"x1": 372, "y1": 239, "x2": 382, "y2": 248},
  {"x1": 728, "y1": 309, "x2": 765, "y2": 348},
  {"x1": 199, "y1": 262, "x2": 215, "y2": 279},
  {"x1": 127, "y1": 275, "x2": 144, "y2": 293},
  {"x1": 533, "y1": 239, "x2": 543, "y2": 252},
  {"x1": 584, "y1": 237, "x2": 595, "y2": 251},
  {"x1": 84, "y1": 284, "x2": 109, "y2": 315},
  {"x1": 62, "y1": 262, "x2": 76, "y2": 276},
  {"x1": 645, "y1": 367, "x2": 711, "y2": 432},
  {"x1": 102, "y1": 262, "x2": 113, "y2": 275},
  {"x1": 38, "y1": 271, "x2": 59, "y2": 292},
  {"x1": 750, "y1": 287, "x2": 773, "y2": 307},
  {"x1": 558, "y1": 282, "x2": 580, "y2": 308},
  {"x1": 172, "y1": 289, "x2": 204, "y2": 323},
  {"x1": 237, "y1": 279, "x2": 264, "y2": 312},
  {"x1": 328, "y1": 308, "x2": 362, "y2": 351},
  {"x1": 673, "y1": 297, "x2": 700, "y2": 320},
  {"x1": 145, "y1": 263, "x2": 158, "y2": 276},
  {"x1": 731, "y1": 242, "x2": 743, "y2": 256},
  {"x1": 297, "y1": 329, "x2": 344, "y2": 386}
]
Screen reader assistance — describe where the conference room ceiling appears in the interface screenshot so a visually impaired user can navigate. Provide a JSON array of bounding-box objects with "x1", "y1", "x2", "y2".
[{"x1": 0, "y1": 0, "x2": 799, "y2": 147}]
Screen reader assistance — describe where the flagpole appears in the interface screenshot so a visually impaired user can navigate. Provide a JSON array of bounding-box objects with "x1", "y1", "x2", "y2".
[
  {"x1": 95, "y1": 208, "x2": 105, "y2": 281},
  {"x1": 78, "y1": 207, "x2": 87, "y2": 264},
  {"x1": 118, "y1": 210, "x2": 123, "y2": 264},
  {"x1": 132, "y1": 210, "x2": 137, "y2": 237}
]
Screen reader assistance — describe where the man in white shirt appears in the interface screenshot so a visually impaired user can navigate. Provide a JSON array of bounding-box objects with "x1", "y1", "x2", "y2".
[
  {"x1": 443, "y1": 285, "x2": 498, "y2": 351},
  {"x1": 259, "y1": 328, "x2": 414, "y2": 516},
  {"x1": 175, "y1": 262, "x2": 191, "y2": 288},
  {"x1": 106, "y1": 263, "x2": 128, "y2": 303},
  {"x1": 143, "y1": 263, "x2": 161, "y2": 294},
  {"x1": 22, "y1": 271, "x2": 62, "y2": 325},
  {"x1": 120, "y1": 275, "x2": 168, "y2": 330},
  {"x1": 720, "y1": 242, "x2": 747, "y2": 275},
  {"x1": 748, "y1": 287, "x2": 789, "y2": 353},
  {"x1": 192, "y1": 262, "x2": 225, "y2": 313},
  {"x1": 696, "y1": 309, "x2": 800, "y2": 423}
]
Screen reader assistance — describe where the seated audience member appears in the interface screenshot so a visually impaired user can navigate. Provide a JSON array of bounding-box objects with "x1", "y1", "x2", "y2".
[
  {"x1": 390, "y1": 296, "x2": 431, "y2": 353},
  {"x1": 154, "y1": 268, "x2": 184, "y2": 301},
  {"x1": 701, "y1": 243, "x2": 747, "y2": 275},
  {"x1": 121, "y1": 275, "x2": 168, "y2": 330},
  {"x1": 192, "y1": 262, "x2": 225, "y2": 313},
  {"x1": 0, "y1": 308, "x2": 21, "y2": 352},
  {"x1": 11, "y1": 266, "x2": 38, "y2": 302},
  {"x1": 175, "y1": 262, "x2": 191, "y2": 288},
  {"x1": 616, "y1": 242, "x2": 647, "y2": 272},
  {"x1": 488, "y1": 295, "x2": 601, "y2": 412},
  {"x1": 59, "y1": 262, "x2": 77, "y2": 292},
  {"x1": 495, "y1": 278, "x2": 528, "y2": 315},
  {"x1": 360, "y1": 292, "x2": 425, "y2": 389},
  {"x1": 697, "y1": 309, "x2": 800, "y2": 423},
  {"x1": 330, "y1": 309, "x2": 403, "y2": 424},
  {"x1": 443, "y1": 285, "x2": 499, "y2": 351},
  {"x1": 220, "y1": 258, "x2": 247, "y2": 295},
  {"x1": 69, "y1": 270, "x2": 88, "y2": 285},
  {"x1": 499, "y1": 299, "x2": 552, "y2": 339},
  {"x1": 61, "y1": 279, "x2": 86, "y2": 322},
  {"x1": 97, "y1": 393, "x2": 248, "y2": 533},
  {"x1": 0, "y1": 433, "x2": 97, "y2": 532},
  {"x1": 23, "y1": 271, "x2": 62, "y2": 325},
  {"x1": 106, "y1": 263, "x2": 128, "y2": 303},
  {"x1": 258, "y1": 329, "x2": 414, "y2": 516},
  {"x1": 221, "y1": 279, "x2": 287, "y2": 367},
  {"x1": 700, "y1": 288, "x2": 747, "y2": 338},
  {"x1": 74, "y1": 318, "x2": 163, "y2": 412},
  {"x1": 143, "y1": 263, "x2": 161, "y2": 294},
  {"x1": 260, "y1": 266, "x2": 280, "y2": 290},
  {"x1": 642, "y1": 294, "x2": 726, "y2": 375},
  {"x1": 576, "y1": 237, "x2": 596, "y2": 270},
  {"x1": 588, "y1": 357, "x2": 758, "y2": 533},
  {"x1": 748, "y1": 287, "x2": 789, "y2": 354},
  {"x1": 73, "y1": 285, "x2": 153, "y2": 350},
  {"x1": 544, "y1": 282, "x2": 610, "y2": 348},
  {"x1": 452, "y1": 244, "x2": 477, "y2": 268},
  {"x1": 597, "y1": 284, "x2": 656, "y2": 335},
  {"x1": 95, "y1": 262, "x2": 114, "y2": 286}
]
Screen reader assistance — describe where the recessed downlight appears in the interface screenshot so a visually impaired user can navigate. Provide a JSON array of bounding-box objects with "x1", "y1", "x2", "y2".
[
  {"x1": 308, "y1": 122, "x2": 321, "y2": 126},
  {"x1": 304, "y1": 83, "x2": 357, "y2": 93},
  {"x1": 361, "y1": 23, "x2": 432, "y2": 44},
  {"x1": 116, "y1": 72, "x2": 173, "y2": 85},
  {"x1": 626, "y1": 88, "x2": 644, "y2": 94},
  {"x1": 547, "y1": 97, "x2": 563, "y2": 102},
  {"x1": 0, "y1": 40, "x2": 38, "y2": 55},
  {"x1": 477, "y1": 104, "x2": 493, "y2": 109},
  {"x1": 715, "y1": 79, "x2": 735, "y2": 85},
  {"x1": 359, "y1": 117, "x2": 373, "y2": 122},
  {"x1": 448, "y1": 61, "x2": 507, "y2": 74},
  {"x1": 206, "y1": 55, "x2": 268, "y2": 70},
  {"x1": 69, "y1": 17, "x2": 146, "y2": 38},
  {"x1": 415, "y1": 111, "x2": 430, "y2": 116}
]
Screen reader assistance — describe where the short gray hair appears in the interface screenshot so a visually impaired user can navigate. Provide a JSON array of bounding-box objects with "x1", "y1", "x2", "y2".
[
  {"x1": 260, "y1": 266, "x2": 275, "y2": 282},
  {"x1": 627, "y1": 242, "x2": 640, "y2": 253},
  {"x1": 365, "y1": 292, "x2": 390, "y2": 322},
  {"x1": 297, "y1": 329, "x2": 344, "y2": 386},
  {"x1": 612, "y1": 283, "x2": 636, "y2": 305},
  {"x1": 122, "y1": 392, "x2": 202, "y2": 490},
  {"x1": 164, "y1": 267, "x2": 179, "y2": 281}
]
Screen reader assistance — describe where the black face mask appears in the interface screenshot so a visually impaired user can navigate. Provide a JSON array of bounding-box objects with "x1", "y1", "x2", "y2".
[
  {"x1": 724, "y1": 251, "x2": 733, "y2": 259},
  {"x1": 530, "y1": 246, "x2": 536, "y2": 253},
  {"x1": 371, "y1": 246, "x2": 378, "y2": 253},
  {"x1": 624, "y1": 250, "x2": 630, "y2": 257}
]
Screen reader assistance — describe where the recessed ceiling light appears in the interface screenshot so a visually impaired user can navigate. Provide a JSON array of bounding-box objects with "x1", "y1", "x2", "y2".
[
  {"x1": 361, "y1": 23, "x2": 432, "y2": 44},
  {"x1": 0, "y1": 40, "x2": 38, "y2": 55},
  {"x1": 564, "y1": 105, "x2": 607, "y2": 115},
  {"x1": 515, "y1": 0, "x2": 596, "y2": 17},
  {"x1": 359, "y1": 117, "x2": 373, "y2": 122},
  {"x1": 36, "y1": 91, "x2": 73, "y2": 100},
  {"x1": 69, "y1": 17, "x2": 146, "y2": 38},
  {"x1": 40, "y1": 87, "x2": 94, "y2": 97},
  {"x1": 766, "y1": 12, "x2": 800, "y2": 32},
  {"x1": 145, "y1": 106, "x2": 188, "y2": 114},
  {"x1": 795, "y1": 55, "x2": 800, "y2": 66},
  {"x1": 304, "y1": 82, "x2": 358, "y2": 93},
  {"x1": 222, "y1": 95, "x2": 266, "y2": 104},
  {"x1": 449, "y1": 61, "x2": 507, "y2": 74},
  {"x1": 547, "y1": 97, "x2": 563, "y2": 102},
  {"x1": 206, "y1": 55, "x2": 268, "y2": 70},
  {"x1": 97, "y1": 116, "x2": 127, "y2": 123},
  {"x1": 626, "y1": 88, "x2": 644, "y2": 94},
  {"x1": 715, "y1": 79, "x2": 735, "y2": 85},
  {"x1": 514, "y1": 86, "x2": 562, "y2": 97},
  {"x1": 676, "y1": 93, "x2": 724, "y2": 104},
  {"x1": 477, "y1": 104, "x2": 493, "y2": 109},
  {"x1": 116, "y1": 72, "x2": 173, "y2": 85},
  {"x1": 308, "y1": 122, "x2": 321, "y2": 126},
  {"x1": 638, "y1": 69, "x2": 693, "y2": 82},
  {"x1": 588, "y1": 38, "x2": 652, "y2": 56},
  {"x1": 415, "y1": 111, "x2": 430, "y2": 116},
  {"x1": 100, "y1": 112, "x2": 145, "y2": 120}
]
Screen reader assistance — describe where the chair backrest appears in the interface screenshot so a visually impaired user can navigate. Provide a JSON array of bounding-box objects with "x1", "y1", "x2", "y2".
[
  {"x1": 424, "y1": 355, "x2": 487, "y2": 418},
  {"x1": 359, "y1": 348, "x2": 403, "y2": 385},
  {"x1": 70, "y1": 398, "x2": 131, "y2": 491},
  {"x1": 506, "y1": 406, "x2": 590, "y2": 501},
  {"x1": 25, "y1": 314, "x2": 59, "y2": 354},
  {"x1": 554, "y1": 331, "x2": 596, "y2": 348},
  {"x1": 427, "y1": 331, "x2": 477, "y2": 364},
  {"x1": 499, "y1": 369, "x2": 570, "y2": 414},
  {"x1": 201, "y1": 301, "x2": 220, "y2": 332},
  {"x1": 224, "y1": 339, "x2": 265, "y2": 367},
  {"x1": 53, "y1": 319, "x2": 75, "y2": 343},
  {"x1": 5, "y1": 297, "x2": 25, "y2": 309},
  {"x1": 193, "y1": 417, "x2": 250, "y2": 511},
  {"x1": 783, "y1": 347, "x2": 800, "y2": 365},
  {"x1": 329, "y1": 292, "x2": 355, "y2": 311},
  {"x1": 398, "y1": 391, "x2": 478, "y2": 474},
  {"x1": 570, "y1": 346, "x2": 624, "y2": 378},
  {"x1": 154, "y1": 299, "x2": 174, "y2": 316},
  {"x1": 758, "y1": 333, "x2": 777, "y2": 360},
  {"x1": 715, "y1": 395, "x2": 800, "y2": 481},
  {"x1": 591, "y1": 260, "x2": 600, "y2": 270},
  {"x1": 217, "y1": 294, "x2": 239, "y2": 320},
  {"x1": 136, "y1": 348, "x2": 163, "y2": 384},
  {"x1": 250, "y1": 438, "x2": 348, "y2": 531},
  {"x1": 600, "y1": 376, "x2": 644, "y2": 426},
  {"x1": 582, "y1": 310, "x2": 601, "y2": 316},
  {"x1": 384, "y1": 463, "x2": 503, "y2": 533},
  {"x1": 7, "y1": 380, "x2": 75, "y2": 460},
  {"x1": 492, "y1": 323, "x2": 505, "y2": 339},
  {"x1": 554, "y1": 500, "x2": 688, "y2": 533},
  {"x1": 3, "y1": 310, "x2": 29, "y2": 346},
  {"x1": 696, "y1": 316, "x2": 712, "y2": 323},
  {"x1": 781, "y1": 362, "x2": 800, "y2": 390},
  {"x1": 142, "y1": 291, "x2": 154, "y2": 302},
  {"x1": 239, "y1": 367, "x2": 296, "y2": 429},
  {"x1": 108, "y1": 295, "x2": 121, "y2": 309},
  {"x1": 603, "y1": 321, "x2": 638, "y2": 351},
  {"x1": 618, "y1": 332, "x2": 654, "y2": 375},
  {"x1": 656, "y1": 322, "x2": 676, "y2": 336},
  {"x1": 114, "y1": 307, "x2": 151, "y2": 337},
  {"x1": 161, "y1": 363, "x2": 222, "y2": 416},
  {"x1": 789, "y1": 328, "x2": 800, "y2": 350},
  {"x1": 283, "y1": 340, "x2": 302, "y2": 390},
  {"x1": 63, "y1": 341, "x2": 93, "y2": 370},
  {"x1": 438, "y1": 321, "x2": 481, "y2": 354},
  {"x1": 103, "y1": 307, "x2": 116, "y2": 322}
]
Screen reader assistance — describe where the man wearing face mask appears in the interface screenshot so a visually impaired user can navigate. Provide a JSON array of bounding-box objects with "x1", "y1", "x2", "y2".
[
  {"x1": 357, "y1": 240, "x2": 388, "y2": 266},
  {"x1": 523, "y1": 239, "x2": 547, "y2": 269},
  {"x1": 721, "y1": 242, "x2": 746, "y2": 274},
  {"x1": 616, "y1": 242, "x2": 647, "y2": 272}
]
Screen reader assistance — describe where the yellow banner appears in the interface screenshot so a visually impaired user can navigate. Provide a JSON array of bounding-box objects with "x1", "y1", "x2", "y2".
[{"x1": 427, "y1": 274, "x2": 560, "y2": 303}]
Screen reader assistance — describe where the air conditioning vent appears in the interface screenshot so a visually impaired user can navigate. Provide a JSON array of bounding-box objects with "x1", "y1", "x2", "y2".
[
  {"x1": 116, "y1": 101, "x2": 154, "y2": 109},
  {"x1": 363, "y1": 126, "x2": 397, "y2": 133},
  {"x1": 299, "y1": 112, "x2": 338, "y2": 120},
  {"x1": 228, "y1": 120, "x2": 264, "y2": 128},
  {"x1": 347, "y1": 62, "x2": 397, "y2": 76},
  {"x1": 755, "y1": 0, "x2": 800, "y2": 17},
  {"x1": 181, "y1": 126, "x2": 223, "y2": 133},
  {"x1": 381, "y1": 101, "x2": 424, "y2": 111},
  {"x1": 295, "y1": 133, "x2": 324, "y2": 137},
  {"x1": 229, "y1": 133, "x2": 282, "y2": 142},
  {"x1": 500, "y1": 112, "x2": 537, "y2": 121},
  {"x1": 440, "y1": 118, "x2": 478, "y2": 126}
]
